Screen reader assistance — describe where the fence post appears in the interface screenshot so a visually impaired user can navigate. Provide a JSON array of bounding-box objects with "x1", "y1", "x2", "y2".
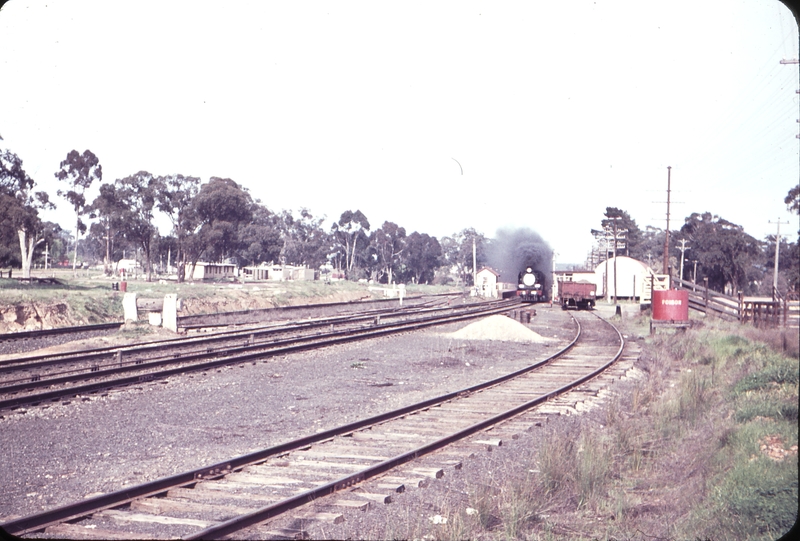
[{"x1": 703, "y1": 277, "x2": 709, "y2": 311}]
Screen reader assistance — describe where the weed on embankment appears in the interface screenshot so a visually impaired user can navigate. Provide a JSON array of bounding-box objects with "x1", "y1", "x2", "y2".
[{"x1": 430, "y1": 313, "x2": 798, "y2": 540}]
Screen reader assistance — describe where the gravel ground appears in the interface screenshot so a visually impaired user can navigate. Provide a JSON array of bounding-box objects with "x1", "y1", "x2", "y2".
[{"x1": 0, "y1": 305, "x2": 577, "y2": 528}]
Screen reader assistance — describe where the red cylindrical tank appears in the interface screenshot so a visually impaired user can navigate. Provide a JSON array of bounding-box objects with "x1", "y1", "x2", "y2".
[{"x1": 652, "y1": 290, "x2": 689, "y2": 320}]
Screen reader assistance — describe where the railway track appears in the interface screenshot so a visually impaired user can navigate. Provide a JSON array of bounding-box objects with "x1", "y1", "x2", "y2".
[
  {"x1": 0, "y1": 293, "x2": 459, "y2": 353},
  {"x1": 0, "y1": 299, "x2": 516, "y2": 413},
  {"x1": 2, "y1": 310, "x2": 630, "y2": 540}
]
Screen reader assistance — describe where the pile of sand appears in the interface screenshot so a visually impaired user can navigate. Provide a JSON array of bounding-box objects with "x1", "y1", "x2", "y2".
[{"x1": 442, "y1": 314, "x2": 554, "y2": 343}]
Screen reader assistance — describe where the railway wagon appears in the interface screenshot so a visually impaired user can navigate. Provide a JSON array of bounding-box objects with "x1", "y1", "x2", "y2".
[
  {"x1": 517, "y1": 267, "x2": 547, "y2": 303},
  {"x1": 558, "y1": 280, "x2": 596, "y2": 310}
]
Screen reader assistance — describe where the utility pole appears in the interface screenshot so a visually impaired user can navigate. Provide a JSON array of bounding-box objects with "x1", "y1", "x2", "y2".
[
  {"x1": 606, "y1": 216, "x2": 626, "y2": 305},
  {"x1": 768, "y1": 218, "x2": 790, "y2": 297},
  {"x1": 781, "y1": 59, "x2": 800, "y2": 138},
  {"x1": 677, "y1": 239, "x2": 689, "y2": 283},
  {"x1": 591, "y1": 227, "x2": 614, "y2": 302},
  {"x1": 663, "y1": 166, "x2": 672, "y2": 276},
  {"x1": 472, "y1": 237, "x2": 477, "y2": 292},
  {"x1": 691, "y1": 259, "x2": 698, "y2": 290}
]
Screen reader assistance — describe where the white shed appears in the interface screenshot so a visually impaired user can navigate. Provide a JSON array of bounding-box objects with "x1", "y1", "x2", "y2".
[
  {"x1": 476, "y1": 267, "x2": 501, "y2": 298},
  {"x1": 594, "y1": 256, "x2": 651, "y2": 300}
]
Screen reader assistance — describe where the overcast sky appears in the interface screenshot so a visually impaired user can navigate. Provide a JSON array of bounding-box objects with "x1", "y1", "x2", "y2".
[{"x1": 1, "y1": 0, "x2": 798, "y2": 264}]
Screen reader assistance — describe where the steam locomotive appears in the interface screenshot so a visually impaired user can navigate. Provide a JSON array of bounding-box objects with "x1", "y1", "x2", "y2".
[{"x1": 517, "y1": 266, "x2": 547, "y2": 303}]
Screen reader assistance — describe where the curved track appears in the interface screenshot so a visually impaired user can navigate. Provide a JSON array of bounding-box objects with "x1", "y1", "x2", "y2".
[{"x1": 2, "y1": 311, "x2": 628, "y2": 540}]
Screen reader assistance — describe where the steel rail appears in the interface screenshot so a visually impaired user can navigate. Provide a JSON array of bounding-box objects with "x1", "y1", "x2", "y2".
[
  {"x1": 2, "y1": 310, "x2": 578, "y2": 538},
  {"x1": 1, "y1": 308, "x2": 575, "y2": 537},
  {"x1": 0, "y1": 300, "x2": 518, "y2": 411},
  {"x1": 0, "y1": 300, "x2": 510, "y2": 389},
  {"x1": 175, "y1": 292, "x2": 461, "y2": 329},
  {"x1": 0, "y1": 322, "x2": 123, "y2": 343},
  {"x1": 0, "y1": 297, "x2": 463, "y2": 370},
  {"x1": 189, "y1": 315, "x2": 626, "y2": 541}
]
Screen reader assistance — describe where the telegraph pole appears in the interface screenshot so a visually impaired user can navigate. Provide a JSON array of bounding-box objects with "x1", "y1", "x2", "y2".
[
  {"x1": 780, "y1": 59, "x2": 800, "y2": 138},
  {"x1": 472, "y1": 237, "x2": 477, "y2": 291},
  {"x1": 663, "y1": 166, "x2": 672, "y2": 276},
  {"x1": 768, "y1": 218, "x2": 790, "y2": 296}
]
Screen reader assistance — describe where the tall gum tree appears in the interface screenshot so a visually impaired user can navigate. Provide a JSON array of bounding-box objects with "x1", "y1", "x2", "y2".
[
  {"x1": 331, "y1": 210, "x2": 370, "y2": 278},
  {"x1": 155, "y1": 174, "x2": 200, "y2": 282},
  {"x1": 370, "y1": 221, "x2": 406, "y2": 284},
  {"x1": 0, "y1": 149, "x2": 55, "y2": 278},
  {"x1": 55, "y1": 149, "x2": 102, "y2": 274},
  {"x1": 89, "y1": 183, "x2": 125, "y2": 274},
  {"x1": 116, "y1": 172, "x2": 158, "y2": 281}
]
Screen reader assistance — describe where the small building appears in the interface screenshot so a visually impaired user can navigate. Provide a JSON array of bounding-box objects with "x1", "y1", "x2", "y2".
[
  {"x1": 476, "y1": 267, "x2": 501, "y2": 298},
  {"x1": 242, "y1": 265, "x2": 270, "y2": 281},
  {"x1": 186, "y1": 262, "x2": 238, "y2": 281},
  {"x1": 593, "y1": 256, "x2": 651, "y2": 300},
  {"x1": 116, "y1": 259, "x2": 141, "y2": 274}
]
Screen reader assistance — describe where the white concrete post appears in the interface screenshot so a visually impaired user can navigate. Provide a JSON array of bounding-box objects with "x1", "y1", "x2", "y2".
[
  {"x1": 162, "y1": 294, "x2": 178, "y2": 332},
  {"x1": 122, "y1": 292, "x2": 138, "y2": 322}
]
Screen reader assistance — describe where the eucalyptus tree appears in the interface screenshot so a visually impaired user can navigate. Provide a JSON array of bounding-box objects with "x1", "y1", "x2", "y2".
[
  {"x1": 115, "y1": 171, "x2": 159, "y2": 281},
  {"x1": 331, "y1": 209, "x2": 370, "y2": 278},
  {"x1": 238, "y1": 202, "x2": 282, "y2": 267},
  {"x1": 55, "y1": 149, "x2": 102, "y2": 274},
  {"x1": 680, "y1": 212, "x2": 762, "y2": 294},
  {"x1": 280, "y1": 208, "x2": 331, "y2": 269},
  {"x1": 440, "y1": 228, "x2": 486, "y2": 286},
  {"x1": 0, "y1": 149, "x2": 55, "y2": 278},
  {"x1": 154, "y1": 174, "x2": 200, "y2": 282},
  {"x1": 401, "y1": 232, "x2": 442, "y2": 284},
  {"x1": 185, "y1": 177, "x2": 253, "y2": 278},
  {"x1": 370, "y1": 221, "x2": 406, "y2": 284},
  {"x1": 89, "y1": 182, "x2": 126, "y2": 274}
]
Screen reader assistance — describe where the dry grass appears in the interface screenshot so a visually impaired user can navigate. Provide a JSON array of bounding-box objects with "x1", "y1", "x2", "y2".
[{"x1": 392, "y1": 311, "x2": 799, "y2": 541}]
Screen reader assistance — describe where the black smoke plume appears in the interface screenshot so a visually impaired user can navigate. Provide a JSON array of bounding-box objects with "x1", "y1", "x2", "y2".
[{"x1": 485, "y1": 228, "x2": 553, "y2": 288}]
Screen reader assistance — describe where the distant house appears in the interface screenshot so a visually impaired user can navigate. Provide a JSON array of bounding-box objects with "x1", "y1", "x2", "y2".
[
  {"x1": 242, "y1": 265, "x2": 271, "y2": 281},
  {"x1": 241, "y1": 264, "x2": 316, "y2": 282},
  {"x1": 186, "y1": 262, "x2": 238, "y2": 281},
  {"x1": 115, "y1": 259, "x2": 141, "y2": 275}
]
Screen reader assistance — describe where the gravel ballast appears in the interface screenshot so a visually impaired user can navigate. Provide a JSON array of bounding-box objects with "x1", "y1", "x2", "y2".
[{"x1": 0, "y1": 307, "x2": 576, "y2": 525}]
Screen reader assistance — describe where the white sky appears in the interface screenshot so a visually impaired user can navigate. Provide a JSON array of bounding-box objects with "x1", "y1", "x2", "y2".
[{"x1": 1, "y1": 0, "x2": 798, "y2": 264}]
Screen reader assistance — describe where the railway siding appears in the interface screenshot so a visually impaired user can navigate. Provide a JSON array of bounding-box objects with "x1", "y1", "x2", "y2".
[{"x1": 1, "y1": 309, "x2": 635, "y2": 539}]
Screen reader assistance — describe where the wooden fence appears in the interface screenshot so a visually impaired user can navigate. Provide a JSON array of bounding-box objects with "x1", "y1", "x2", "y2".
[{"x1": 673, "y1": 277, "x2": 799, "y2": 329}]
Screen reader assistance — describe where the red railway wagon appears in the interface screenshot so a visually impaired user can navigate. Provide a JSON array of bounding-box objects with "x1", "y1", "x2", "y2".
[{"x1": 558, "y1": 280, "x2": 596, "y2": 310}]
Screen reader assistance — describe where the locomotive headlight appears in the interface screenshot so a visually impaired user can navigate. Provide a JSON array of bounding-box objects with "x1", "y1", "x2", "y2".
[{"x1": 522, "y1": 274, "x2": 536, "y2": 287}]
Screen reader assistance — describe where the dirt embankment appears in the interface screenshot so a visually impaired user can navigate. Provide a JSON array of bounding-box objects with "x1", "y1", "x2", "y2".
[
  {"x1": 0, "y1": 288, "x2": 373, "y2": 334},
  {"x1": 176, "y1": 289, "x2": 371, "y2": 316},
  {"x1": 0, "y1": 302, "x2": 76, "y2": 334}
]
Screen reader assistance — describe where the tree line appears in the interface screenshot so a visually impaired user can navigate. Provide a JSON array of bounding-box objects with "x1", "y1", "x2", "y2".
[
  {"x1": 592, "y1": 201, "x2": 800, "y2": 297},
  {"x1": 0, "y1": 147, "x2": 486, "y2": 284},
  {"x1": 2, "y1": 145, "x2": 798, "y2": 296}
]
